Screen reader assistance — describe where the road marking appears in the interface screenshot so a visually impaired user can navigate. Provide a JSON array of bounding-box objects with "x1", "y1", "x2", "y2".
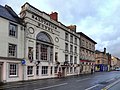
[
  {"x1": 102, "y1": 78, "x2": 120, "y2": 90},
  {"x1": 85, "y1": 84, "x2": 99, "y2": 90},
  {"x1": 76, "y1": 78, "x2": 91, "y2": 82},
  {"x1": 34, "y1": 83, "x2": 68, "y2": 90}
]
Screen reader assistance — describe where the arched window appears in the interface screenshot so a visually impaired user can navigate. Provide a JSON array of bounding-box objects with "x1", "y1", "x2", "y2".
[
  {"x1": 36, "y1": 32, "x2": 53, "y2": 62},
  {"x1": 36, "y1": 32, "x2": 52, "y2": 44}
]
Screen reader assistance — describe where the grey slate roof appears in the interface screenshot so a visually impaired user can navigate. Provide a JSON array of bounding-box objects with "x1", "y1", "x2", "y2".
[{"x1": 0, "y1": 4, "x2": 23, "y2": 24}]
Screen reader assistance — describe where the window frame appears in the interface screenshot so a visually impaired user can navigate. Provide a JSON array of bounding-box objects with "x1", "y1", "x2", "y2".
[
  {"x1": 41, "y1": 66, "x2": 48, "y2": 75},
  {"x1": 8, "y1": 43, "x2": 17, "y2": 57},
  {"x1": 27, "y1": 66, "x2": 33, "y2": 76},
  {"x1": 9, "y1": 23, "x2": 18, "y2": 38},
  {"x1": 9, "y1": 63, "x2": 18, "y2": 77}
]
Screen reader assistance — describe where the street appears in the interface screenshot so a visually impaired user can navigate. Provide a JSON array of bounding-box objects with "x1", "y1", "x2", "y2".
[{"x1": 1, "y1": 71, "x2": 120, "y2": 90}]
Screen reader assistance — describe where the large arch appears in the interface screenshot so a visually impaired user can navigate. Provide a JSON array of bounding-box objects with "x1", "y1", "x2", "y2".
[
  {"x1": 36, "y1": 32, "x2": 53, "y2": 62},
  {"x1": 36, "y1": 32, "x2": 53, "y2": 44}
]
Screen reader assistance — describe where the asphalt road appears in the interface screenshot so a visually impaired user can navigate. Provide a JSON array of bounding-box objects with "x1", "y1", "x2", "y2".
[{"x1": 1, "y1": 71, "x2": 120, "y2": 90}]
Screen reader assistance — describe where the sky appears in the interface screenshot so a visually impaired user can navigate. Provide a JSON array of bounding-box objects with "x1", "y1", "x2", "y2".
[{"x1": 0, "y1": 0, "x2": 120, "y2": 58}]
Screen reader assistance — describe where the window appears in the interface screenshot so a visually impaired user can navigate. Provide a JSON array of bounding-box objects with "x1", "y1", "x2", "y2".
[
  {"x1": 51, "y1": 67, "x2": 53, "y2": 75},
  {"x1": 9, "y1": 63, "x2": 18, "y2": 76},
  {"x1": 36, "y1": 43, "x2": 39, "y2": 60},
  {"x1": 82, "y1": 39, "x2": 85, "y2": 46},
  {"x1": 41, "y1": 44, "x2": 48, "y2": 61},
  {"x1": 75, "y1": 37, "x2": 77, "y2": 45},
  {"x1": 70, "y1": 55, "x2": 73, "y2": 64},
  {"x1": 42, "y1": 66, "x2": 48, "y2": 75},
  {"x1": 50, "y1": 47, "x2": 53, "y2": 62},
  {"x1": 86, "y1": 42, "x2": 88, "y2": 48},
  {"x1": 65, "y1": 33, "x2": 69, "y2": 41},
  {"x1": 54, "y1": 66, "x2": 58, "y2": 73},
  {"x1": 28, "y1": 47, "x2": 33, "y2": 62},
  {"x1": 74, "y1": 46, "x2": 77, "y2": 53},
  {"x1": 65, "y1": 54, "x2": 68, "y2": 62},
  {"x1": 8, "y1": 44, "x2": 17, "y2": 57},
  {"x1": 70, "y1": 45, "x2": 73, "y2": 53},
  {"x1": 9, "y1": 23, "x2": 17, "y2": 37},
  {"x1": 65, "y1": 43, "x2": 68, "y2": 51},
  {"x1": 70, "y1": 67, "x2": 73, "y2": 73},
  {"x1": 55, "y1": 52, "x2": 58, "y2": 61},
  {"x1": 67, "y1": 67, "x2": 69, "y2": 74},
  {"x1": 70, "y1": 35, "x2": 73, "y2": 43},
  {"x1": 27, "y1": 66, "x2": 33, "y2": 75},
  {"x1": 74, "y1": 56, "x2": 77, "y2": 64},
  {"x1": 36, "y1": 66, "x2": 39, "y2": 75}
]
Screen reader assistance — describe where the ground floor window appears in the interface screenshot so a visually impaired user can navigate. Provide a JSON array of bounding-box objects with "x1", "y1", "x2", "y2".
[
  {"x1": 54, "y1": 66, "x2": 58, "y2": 73},
  {"x1": 36, "y1": 66, "x2": 39, "y2": 75},
  {"x1": 27, "y1": 66, "x2": 33, "y2": 75},
  {"x1": 42, "y1": 66, "x2": 48, "y2": 75},
  {"x1": 50, "y1": 67, "x2": 53, "y2": 75},
  {"x1": 70, "y1": 67, "x2": 73, "y2": 73},
  {"x1": 9, "y1": 63, "x2": 18, "y2": 77},
  {"x1": 66, "y1": 67, "x2": 69, "y2": 74}
]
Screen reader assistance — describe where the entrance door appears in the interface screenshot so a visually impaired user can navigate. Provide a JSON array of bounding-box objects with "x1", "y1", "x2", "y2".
[
  {"x1": 62, "y1": 67, "x2": 65, "y2": 77},
  {"x1": 0, "y1": 63, "x2": 2, "y2": 83}
]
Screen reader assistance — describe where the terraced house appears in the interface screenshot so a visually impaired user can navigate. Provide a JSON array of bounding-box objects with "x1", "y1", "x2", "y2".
[{"x1": 0, "y1": 5, "x2": 24, "y2": 83}]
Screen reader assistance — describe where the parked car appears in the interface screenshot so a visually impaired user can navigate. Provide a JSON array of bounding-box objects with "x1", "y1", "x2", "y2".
[{"x1": 115, "y1": 68, "x2": 120, "y2": 71}]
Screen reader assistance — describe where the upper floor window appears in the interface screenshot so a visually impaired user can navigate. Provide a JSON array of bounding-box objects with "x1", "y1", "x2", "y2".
[
  {"x1": 41, "y1": 44, "x2": 48, "y2": 61},
  {"x1": 82, "y1": 39, "x2": 85, "y2": 46},
  {"x1": 65, "y1": 54, "x2": 68, "y2": 61},
  {"x1": 65, "y1": 33, "x2": 69, "y2": 41},
  {"x1": 70, "y1": 55, "x2": 73, "y2": 64},
  {"x1": 75, "y1": 37, "x2": 77, "y2": 45},
  {"x1": 86, "y1": 42, "x2": 88, "y2": 48},
  {"x1": 74, "y1": 46, "x2": 77, "y2": 53},
  {"x1": 9, "y1": 23, "x2": 17, "y2": 37},
  {"x1": 74, "y1": 56, "x2": 77, "y2": 64},
  {"x1": 8, "y1": 44, "x2": 17, "y2": 57},
  {"x1": 65, "y1": 43, "x2": 68, "y2": 51},
  {"x1": 89, "y1": 43, "x2": 91, "y2": 49},
  {"x1": 70, "y1": 45, "x2": 73, "y2": 53},
  {"x1": 70, "y1": 35, "x2": 73, "y2": 43}
]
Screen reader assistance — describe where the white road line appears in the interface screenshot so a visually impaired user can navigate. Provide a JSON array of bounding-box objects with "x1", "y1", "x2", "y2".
[
  {"x1": 102, "y1": 78, "x2": 120, "y2": 90},
  {"x1": 34, "y1": 83, "x2": 68, "y2": 90},
  {"x1": 76, "y1": 78, "x2": 91, "y2": 82},
  {"x1": 85, "y1": 84, "x2": 99, "y2": 90}
]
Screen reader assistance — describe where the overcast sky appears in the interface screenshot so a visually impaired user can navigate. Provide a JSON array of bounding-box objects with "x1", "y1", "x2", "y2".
[{"x1": 1, "y1": 0, "x2": 120, "y2": 58}]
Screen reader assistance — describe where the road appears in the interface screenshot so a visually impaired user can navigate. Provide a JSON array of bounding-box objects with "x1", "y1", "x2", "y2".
[{"x1": 1, "y1": 71, "x2": 120, "y2": 90}]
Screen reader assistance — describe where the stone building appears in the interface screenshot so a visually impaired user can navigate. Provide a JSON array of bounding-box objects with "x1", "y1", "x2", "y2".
[
  {"x1": 77, "y1": 32, "x2": 97, "y2": 74},
  {"x1": 20, "y1": 2, "x2": 80, "y2": 81},
  {"x1": 111, "y1": 56, "x2": 120, "y2": 70},
  {"x1": 95, "y1": 48, "x2": 111, "y2": 72}
]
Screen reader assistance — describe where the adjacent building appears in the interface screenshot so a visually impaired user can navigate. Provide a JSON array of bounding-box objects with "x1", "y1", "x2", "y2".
[
  {"x1": 0, "y1": 5, "x2": 24, "y2": 83},
  {"x1": 95, "y1": 48, "x2": 111, "y2": 72},
  {"x1": 111, "y1": 56, "x2": 120, "y2": 70},
  {"x1": 77, "y1": 32, "x2": 97, "y2": 74}
]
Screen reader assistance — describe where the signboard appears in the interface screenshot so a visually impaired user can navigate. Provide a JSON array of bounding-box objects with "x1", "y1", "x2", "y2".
[{"x1": 21, "y1": 59, "x2": 26, "y2": 65}]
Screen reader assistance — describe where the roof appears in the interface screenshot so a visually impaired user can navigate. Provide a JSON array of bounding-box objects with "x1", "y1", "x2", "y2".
[
  {"x1": 77, "y1": 32, "x2": 97, "y2": 44},
  {"x1": 0, "y1": 5, "x2": 23, "y2": 24}
]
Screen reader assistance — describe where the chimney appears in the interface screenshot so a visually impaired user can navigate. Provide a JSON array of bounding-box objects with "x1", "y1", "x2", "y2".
[
  {"x1": 50, "y1": 12, "x2": 58, "y2": 21},
  {"x1": 104, "y1": 48, "x2": 106, "y2": 54},
  {"x1": 67, "y1": 25, "x2": 76, "y2": 32}
]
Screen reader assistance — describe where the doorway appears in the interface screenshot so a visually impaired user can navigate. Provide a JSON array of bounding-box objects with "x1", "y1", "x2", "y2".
[{"x1": 0, "y1": 63, "x2": 2, "y2": 83}]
